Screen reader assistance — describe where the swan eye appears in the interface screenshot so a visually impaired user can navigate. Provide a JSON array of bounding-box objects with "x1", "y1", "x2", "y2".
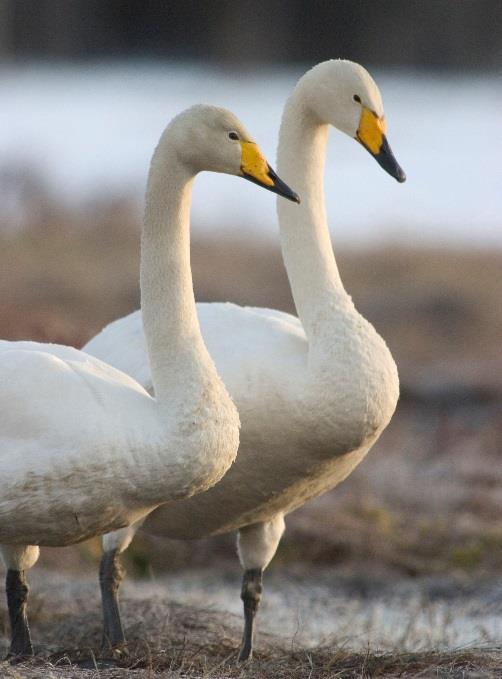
[
  {"x1": 353, "y1": 95, "x2": 361, "y2": 104},
  {"x1": 228, "y1": 131, "x2": 239, "y2": 141}
]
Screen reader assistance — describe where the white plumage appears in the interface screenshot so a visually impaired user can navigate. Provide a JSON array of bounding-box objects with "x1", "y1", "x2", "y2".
[
  {"x1": 87, "y1": 60, "x2": 406, "y2": 659},
  {"x1": 0, "y1": 104, "x2": 297, "y2": 657}
]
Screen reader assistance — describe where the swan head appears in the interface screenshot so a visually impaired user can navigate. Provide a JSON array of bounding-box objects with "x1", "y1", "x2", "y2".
[
  {"x1": 164, "y1": 105, "x2": 300, "y2": 202},
  {"x1": 301, "y1": 60, "x2": 406, "y2": 183}
]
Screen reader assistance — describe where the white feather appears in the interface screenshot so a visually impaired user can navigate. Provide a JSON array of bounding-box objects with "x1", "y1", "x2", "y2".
[
  {"x1": 0, "y1": 104, "x2": 294, "y2": 554},
  {"x1": 90, "y1": 61, "x2": 401, "y2": 563}
]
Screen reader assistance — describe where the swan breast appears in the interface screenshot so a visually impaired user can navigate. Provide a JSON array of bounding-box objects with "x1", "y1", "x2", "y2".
[{"x1": 307, "y1": 310, "x2": 399, "y2": 453}]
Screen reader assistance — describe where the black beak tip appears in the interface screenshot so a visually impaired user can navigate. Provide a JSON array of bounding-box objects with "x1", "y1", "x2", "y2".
[
  {"x1": 267, "y1": 164, "x2": 300, "y2": 204},
  {"x1": 374, "y1": 136, "x2": 406, "y2": 184}
]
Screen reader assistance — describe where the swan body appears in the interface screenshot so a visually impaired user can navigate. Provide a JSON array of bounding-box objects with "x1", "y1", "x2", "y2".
[
  {"x1": 89, "y1": 300, "x2": 394, "y2": 539},
  {"x1": 87, "y1": 60, "x2": 405, "y2": 658},
  {"x1": 0, "y1": 105, "x2": 298, "y2": 656}
]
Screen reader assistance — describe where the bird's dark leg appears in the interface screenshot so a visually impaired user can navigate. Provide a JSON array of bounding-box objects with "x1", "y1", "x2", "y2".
[
  {"x1": 6, "y1": 569, "x2": 33, "y2": 659},
  {"x1": 238, "y1": 567, "x2": 263, "y2": 662},
  {"x1": 99, "y1": 549, "x2": 126, "y2": 652}
]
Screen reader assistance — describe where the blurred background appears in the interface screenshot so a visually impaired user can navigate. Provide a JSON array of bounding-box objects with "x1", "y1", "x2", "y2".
[{"x1": 0, "y1": 0, "x2": 501, "y2": 658}]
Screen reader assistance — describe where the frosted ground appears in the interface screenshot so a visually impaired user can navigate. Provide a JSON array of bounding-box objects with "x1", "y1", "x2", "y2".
[
  {"x1": 0, "y1": 61, "x2": 500, "y2": 246},
  {"x1": 125, "y1": 568, "x2": 501, "y2": 652}
]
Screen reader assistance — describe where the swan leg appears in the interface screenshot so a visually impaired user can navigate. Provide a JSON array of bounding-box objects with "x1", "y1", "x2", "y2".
[
  {"x1": 1, "y1": 545, "x2": 39, "y2": 659},
  {"x1": 238, "y1": 567, "x2": 262, "y2": 662},
  {"x1": 100, "y1": 521, "x2": 144, "y2": 652},
  {"x1": 100, "y1": 549, "x2": 126, "y2": 651},
  {"x1": 6, "y1": 570, "x2": 32, "y2": 658},
  {"x1": 236, "y1": 514, "x2": 285, "y2": 661}
]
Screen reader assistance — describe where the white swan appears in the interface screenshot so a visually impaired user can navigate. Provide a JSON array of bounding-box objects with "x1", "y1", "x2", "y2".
[
  {"x1": 86, "y1": 60, "x2": 406, "y2": 659},
  {"x1": 0, "y1": 104, "x2": 298, "y2": 658}
]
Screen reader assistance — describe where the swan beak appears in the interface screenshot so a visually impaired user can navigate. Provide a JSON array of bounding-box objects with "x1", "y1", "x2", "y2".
[
  {"x1": 240, "y1": 141, "x2": 300, "y2": 203},
  {"x1": 356, "y1": 108, "x2": 406, "y2": 183}
]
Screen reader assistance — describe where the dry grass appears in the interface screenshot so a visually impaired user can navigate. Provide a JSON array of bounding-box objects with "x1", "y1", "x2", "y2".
[
  {"x1": 0, "y1": 596, "x2": 500, "y2": 678},
  {"x1": 3, "y1": 648, "x2": 499, "y2": 679}
]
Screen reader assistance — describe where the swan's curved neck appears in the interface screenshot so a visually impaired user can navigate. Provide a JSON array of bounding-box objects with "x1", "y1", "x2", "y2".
[
  {"x1": 277, "y1": 89, "x2": 351, "y2": 341},
  {"x1": 141, "y1": 140, "x2": 213, "y2": 405}
]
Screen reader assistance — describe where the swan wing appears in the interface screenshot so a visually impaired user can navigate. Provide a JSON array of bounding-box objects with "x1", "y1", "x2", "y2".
[
  {"x1": 84, "y1": 302, "x2": 307, "y2": 399},
  {"x1": 0, "y1": 341, "x2": 153, "y2": 457},
  {"x1": 0, "y1": 339, "x2": 150, "y2": 394},
  {"x1": 0, "y1": 341, "x2": 160, "y2": 544},
  {"x1": 84, "y1": 313, "x2": 154, "y2": 392}
]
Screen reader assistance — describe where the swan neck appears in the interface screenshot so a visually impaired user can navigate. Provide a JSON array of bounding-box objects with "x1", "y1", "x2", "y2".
[
  {"x1": 277, "y1": 91, "x2": 349, "y2": 339},
  {"x1": 140, "y1": 143, "x2": 213, "y2": 405}
]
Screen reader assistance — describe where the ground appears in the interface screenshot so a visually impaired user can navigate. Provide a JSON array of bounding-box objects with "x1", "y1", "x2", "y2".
[{"x1": 0, "y1": 570, "x2": 500, "y2": 677}]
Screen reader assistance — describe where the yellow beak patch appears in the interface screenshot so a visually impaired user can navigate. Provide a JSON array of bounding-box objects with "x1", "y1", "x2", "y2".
[
  {"x1": 240, "y1": 141, "x2": 274, "y2": 187},
  {"x1": 356, "y1": 107, "x2": 387, "y2": 155}
]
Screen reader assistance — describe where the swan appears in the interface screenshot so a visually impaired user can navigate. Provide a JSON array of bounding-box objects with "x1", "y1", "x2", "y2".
[
  {"x1": 85, "y1": 60, "x2": 406, "y2": 660},
  {"x1": 0, "y1": 104, "x2": 299, "y2": 658}
]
